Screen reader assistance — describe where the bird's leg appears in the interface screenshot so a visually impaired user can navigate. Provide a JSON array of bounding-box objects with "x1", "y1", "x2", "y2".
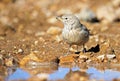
[
  {"x1": 75, "y1": 45, "x2": 80, "y2": 54},
  {"x1": 82, "y1": 44, "x2": 86, "y2": 53},
  {"x1": 65, "y1": 44, "x2": 71, "y2": 55},
  {"x1": 77, "y1": 45, "x2": 79, "y2": 52}
]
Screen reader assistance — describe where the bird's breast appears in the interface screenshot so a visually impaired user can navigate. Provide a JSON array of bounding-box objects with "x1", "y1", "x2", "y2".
[{"x1": 62, "y1": 28, "x2": 89, "y2": 45}]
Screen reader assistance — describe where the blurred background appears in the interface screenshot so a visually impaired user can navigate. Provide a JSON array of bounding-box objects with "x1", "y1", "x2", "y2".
[{"x1": 0, "y1": 0, "x2": 119, "y2": 36}]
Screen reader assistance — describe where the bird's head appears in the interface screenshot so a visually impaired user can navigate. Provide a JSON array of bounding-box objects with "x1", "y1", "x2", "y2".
[{"x1": 56, "y1": 14, "x2": 80, "y2": 26}]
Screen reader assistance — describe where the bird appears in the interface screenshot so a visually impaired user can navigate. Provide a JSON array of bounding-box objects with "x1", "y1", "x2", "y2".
[{"x1": 56, "y1": 14, "x2": 89, "y2": 55}]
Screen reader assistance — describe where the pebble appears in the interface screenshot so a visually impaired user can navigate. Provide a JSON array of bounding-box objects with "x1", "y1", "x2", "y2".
[
  {"x1": 35, "y1": 31, "x2": 45, "y2": 36},
  {"x1": 20, "y1": 52, "x2": 41, "y2": 66},
  {"x1": 96, "y1": 5, "x2": 120, "y2": 23},
  {"x1": 75, "y1": 8, "x2": 97, "y2": 22},
  {"x1": 34, "y1": 41, "x2": 38, "y2": 45},
  {"x1": 39, "y1": 37, "x2": 45, "y2": 42},
  {"x1": 97, "y1": 54, "x2": 116, "y2": 60},
  {"x1": 18, "y1": 48, "x2": 24, "y2": 54}
]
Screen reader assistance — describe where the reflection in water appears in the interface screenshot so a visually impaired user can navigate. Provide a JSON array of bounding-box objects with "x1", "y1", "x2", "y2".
[
  {"x1": 87, "y1": 67, "x2": 120, "y2": 81},
  {"x1": 49, "y1": 67, "x2": 70, "y2": 80},
  {"x1": 6, "y1": 68, "x2": 30, "y2": 81},
  {"x1": 4, "y1": 65, "x2": 120, "y2": 81}
]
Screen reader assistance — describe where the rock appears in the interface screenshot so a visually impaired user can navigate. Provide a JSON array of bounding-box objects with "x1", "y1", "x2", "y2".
[
  {"x1": 18, "y1": 48, "x2": 24, "y2": 54},
  {"x1": 97, "y1": 54, "x2": 116, "y2": 60},
  {"x1": 96, "y1": 5, "x2": 120, "y2": 23},
  {"x1": 75, "y1": 8, "x2": 97, "y2": 22},
  {"x1": 59, "y1": 54, "x2": 79, "y2": 64},
  {"x1": 20, "y1": 52, "x2": 44, "y2": 66},
  {"x1": 79, "y1": 54, "x2": 88, "y2": 59},
  {"x1": 78, "y1": 52, "x2": 89, "y2": 63},
  {"x1": 97, "y1": 6, "x2": 115, "y2": 23},
  {"x1": 35, "y1": 31, "x2": 45, "y2": 36},
  {"x1": 39, "y1": 37, "x2": 45, "y2": 42},
  {"x1": 34, "y1": 41, "x2": 39, "y2": 45},
  {"x1": 46, "y1": 26, "x2": 62, "y2": 35},
  {"x1": 4, "y1": 55, "x2": 18, "y2": 66}
]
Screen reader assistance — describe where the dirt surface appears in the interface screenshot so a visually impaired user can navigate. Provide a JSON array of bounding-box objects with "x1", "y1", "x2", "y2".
[{"x1": 0, "y1": 0, "x2": 120, "y2": 81}]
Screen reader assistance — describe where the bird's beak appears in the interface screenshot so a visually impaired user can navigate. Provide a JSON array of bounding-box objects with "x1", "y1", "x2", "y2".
[{"x1": 56, "y1": 16, "x2": 62, "y2": 21}]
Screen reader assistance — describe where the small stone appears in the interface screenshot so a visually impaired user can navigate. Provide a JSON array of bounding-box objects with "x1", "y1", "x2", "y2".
[
  {"x1": 34, "y1": 41, "x2": 38, "y2": 45},
  {"x1": 4, "y1": 57, "x2": 14, "y2": 66},
  {"x1": 35, "y1": 31, "x2": 45, "y2": 36},
  {"x1": 78, "y1": 52, "x2": 89, "y2": 63},
  {"x1": 69, "y1": 47, "x2": 77, "y2": 52},
  {"x1": 33, "y1": 50, "x2": 39, "y2": 53},
  {"x1": 96, "y1": 6, "x2": 116, "y2": 23},
  {"x1": 18, "y1": 48, "x2": 24, "y2": 54},
  {"x1": 106, "y1": 54, "x2": 116, "y2": 59},
  {"x1": 46, "y1": 26, "x2": 62, "y2": 35},
  {"x1": 86, "y1": 59, "x2": 91, "y2": 63},
  {"x1": 97, "y1": 54, "x2": 116, "y2": 60},
  {"x1": 97, "y1": 55, "x2": 104, "y2": 60},
  {"x1": 59, "y1": 54, "x2": 79, "y2": 64},
  {"x1": 79, "y1": 54, "x2": 88, "y2": 59},
  {"x1": 39, "y1": 37, "x2": 45, "y2": 42},
  {"x1": 20, "y1": 52, "x2": 44, "y2": 66},
  {"x1": 75, "y1": 8, "x2": 97, "y2": 22}
]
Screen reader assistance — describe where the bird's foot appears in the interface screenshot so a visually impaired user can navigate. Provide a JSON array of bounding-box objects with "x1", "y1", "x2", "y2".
[{"x1": 82, "y1": 48, "x2": 86, "y2": 53}]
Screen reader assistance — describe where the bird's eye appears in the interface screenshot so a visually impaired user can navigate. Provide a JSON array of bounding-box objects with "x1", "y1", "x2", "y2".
[{"x1": 65, "y1": 18, "x2": 68, "y2": 20}]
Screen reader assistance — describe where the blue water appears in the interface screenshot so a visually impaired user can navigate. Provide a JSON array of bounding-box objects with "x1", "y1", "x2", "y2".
[
  {"x1": 5, "y1": 68, "x2": 31, "y2": 81},
  {"x1": 5, "y1": 66, "x2": 120, "y2": 81}
]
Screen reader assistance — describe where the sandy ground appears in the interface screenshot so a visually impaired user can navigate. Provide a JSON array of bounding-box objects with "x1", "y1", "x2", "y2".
[{"x1": 0, "y1": 0, "x2": 120, "y2": 81}]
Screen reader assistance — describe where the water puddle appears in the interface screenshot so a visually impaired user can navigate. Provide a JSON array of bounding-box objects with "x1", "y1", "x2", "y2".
[{"x1": 4, "y1": 64, "x2": 120, "y2": 81}]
